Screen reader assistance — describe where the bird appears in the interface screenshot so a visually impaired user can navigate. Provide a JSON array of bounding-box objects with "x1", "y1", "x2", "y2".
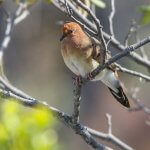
[{"x1": 60, "y1": 22, "x2": 130, "y2": 108}]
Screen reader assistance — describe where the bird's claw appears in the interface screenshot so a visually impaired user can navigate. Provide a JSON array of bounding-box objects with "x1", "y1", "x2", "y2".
[{"x1": 72, "y1": 76, "x2": 83, "y2": 85}]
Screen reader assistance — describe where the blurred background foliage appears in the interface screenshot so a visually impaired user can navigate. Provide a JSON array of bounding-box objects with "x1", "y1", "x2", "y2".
[
  {"x1": 0, "y1": 101, "x2": 59, "y2": 150},
  {"x1": 0, "y1": 0, "x2": 150, "y2": 150},
  {"x1": 140, "y1": 5, "x2": 150, "y2": 25}
]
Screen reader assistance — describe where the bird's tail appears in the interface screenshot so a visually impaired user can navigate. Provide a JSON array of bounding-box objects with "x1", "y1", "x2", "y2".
[
  {"x1": 98, "y1": 68, "x2": 130, "y2": 108},
  {"x1": 108, "y1": 86, "x2": 130, "y2": 108}
]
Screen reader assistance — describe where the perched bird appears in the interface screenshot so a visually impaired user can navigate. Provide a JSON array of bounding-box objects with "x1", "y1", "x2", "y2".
[{"x1": 60, "y1": 22, "x2": 130, "y2": 108}]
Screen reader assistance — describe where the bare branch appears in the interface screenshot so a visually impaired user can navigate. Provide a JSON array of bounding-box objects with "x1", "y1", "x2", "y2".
[
  {"x1": 87, "y1": 120, "x2": 134, "y2": 150},
  {"x1": 64, "y1": 0, "x2": 72, "y2": 16},
  {"x1": 115, "y1": 63, "x2": 150, "y2": 82},
  {"x1": 0, "y1": 3, "x2": 28, "y2": 53},
  {"x1": 106, "y1": 113, "x2": 112, "y2": 135},
  {"x1": 72, "y1": 83, "x2": 82, "y2": 123},
  {"x1": 135, "y1": 28, "x2": 148, "y2": 60},
  {"x1": 0, "y1": 77, "x2": 35, "y2": 100},
  {"x1": 109, "y1": 0, "x2": 115, "y2": 37},
  {"x1": 124, "y1": 20, "x2": 137, "y2": 47},
  {"x1": 124, "y1": 20, "x2": 149, "y2": 61},
  {"x1": 128, "y1": 88, "x2": 150, "y2": 115},
  {"x1": 0, "y1": 3, "x2": 30, "y2": 78}
]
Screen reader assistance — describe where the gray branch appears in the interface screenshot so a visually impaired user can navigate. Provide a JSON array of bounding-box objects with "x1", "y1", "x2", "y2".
[
  {"x1": 72, "y1": 83, "x2": 82, "y2": 123},
  {"x1": 109, "y1": 0, "x2": 115, "y2": 37},
  {"x1": 115, "y1": 63, "x2": 150, "y2": 82},
  {"x1": 87, "y1": 114, "x2": 134, "y2": 150},
  {"x1": 0, "y1": 2, "x2": 29, "y2": 52}
]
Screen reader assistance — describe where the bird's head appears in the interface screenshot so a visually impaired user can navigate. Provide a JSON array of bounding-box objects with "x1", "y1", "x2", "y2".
[{"x1": 60, "y1": 22, "x2": 83, "y2": 41}]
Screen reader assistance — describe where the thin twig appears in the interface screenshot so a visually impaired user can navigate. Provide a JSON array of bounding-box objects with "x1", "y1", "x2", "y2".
[
  {"x1": 109, "y1": 0, "x2": 115, "y2": 37},
  {"x1": 106, "y1": 113, "x2": 112, "y2": 135},
  {"x1": 128, "y1": 89, "x2": 150, "y2": 115},
  {"x1": 122, "y1": 87, "x2": 150, "y2": 115},
  {"x1": 0, "y1": 3, "x2": 29, "y2": 77},
  {"x1": 115, "y1": 63, "x2": 150, "y2": 82},
  {"x1": 0, "y1": 3, "x2": 28, "y2": 52},
  {"x1": 87, "y1": 114, "x2": 134, "y2": 150},
  {"x1": 64, "y1": 0, "x2": 72, "y2": 16},
  {"x1": 124, "y1": 20, "x2": 137, "y2": 47},
  {"x1": 135, "y1": 29, "x2": 148, "y2": 60},
  {"x1": 87, "y1": 127, "x2": 134, "y2": 150}
]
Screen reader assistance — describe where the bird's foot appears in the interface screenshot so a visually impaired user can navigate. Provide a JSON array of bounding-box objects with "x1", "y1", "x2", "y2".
[
  {"x1": 87, "y1": 72, "x2": 93, "y2": 80},
  {"x1": 72, "y1": 75, "x2": 83, "y2": 86}
]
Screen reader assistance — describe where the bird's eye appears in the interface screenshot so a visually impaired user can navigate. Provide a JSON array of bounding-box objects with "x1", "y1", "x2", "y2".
[{"x1": 68, "y1": 29, "x2": 74, "y2": 34}]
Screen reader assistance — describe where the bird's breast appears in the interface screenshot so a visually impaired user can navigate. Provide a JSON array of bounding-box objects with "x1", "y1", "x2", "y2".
[
  {"x1": 62, "y1": 52, "x2": 92, "y2": 76},
  {"x1": 61, "y1": 40, "x2": 108, "y2": 80},
  {"x1": 61, "y1": 46, "x2": 104, "y2": 79}
]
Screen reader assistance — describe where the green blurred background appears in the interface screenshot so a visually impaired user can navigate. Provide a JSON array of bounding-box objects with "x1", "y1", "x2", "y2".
[
  {"x1": 0, "y1": 0, "x2": 150, "y2": 150},
  {"x1": 0, "y1": 101, "x2": 59, "y2": 150}
]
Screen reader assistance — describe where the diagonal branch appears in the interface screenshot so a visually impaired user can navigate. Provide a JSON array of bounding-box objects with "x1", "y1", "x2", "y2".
[
  {"x1": 0, "y1": 2, "x2": 30, "y2": 77},
  {"x1": 0, "y1": 2, "x2": 29, "y2": 53},
  {"x1": 115, "y1": 63, "x2": 150, "y2": 82}
]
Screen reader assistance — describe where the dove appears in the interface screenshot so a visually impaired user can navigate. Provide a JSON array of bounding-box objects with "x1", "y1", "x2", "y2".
[{"x1": 60, "y1": 22, "x2": 130, "y2": 108}]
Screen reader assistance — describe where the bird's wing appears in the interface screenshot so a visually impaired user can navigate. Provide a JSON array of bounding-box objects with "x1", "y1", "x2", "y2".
[
  {"x1": 90, "y1": 38, "x2": 130, "y2": 108},
  {"x1": 90, "y1": 37, "x2": 116, "y2": 72}
]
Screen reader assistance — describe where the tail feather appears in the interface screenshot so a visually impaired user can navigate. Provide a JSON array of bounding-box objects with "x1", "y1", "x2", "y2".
[{"x1": 108, "y1": 86, "x2": 130, "y2": 108}]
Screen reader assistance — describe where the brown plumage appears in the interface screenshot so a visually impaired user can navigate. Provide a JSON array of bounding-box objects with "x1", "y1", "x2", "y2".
[{"x1": 60, "y1": 22, "x2": 130, "y2": 108}]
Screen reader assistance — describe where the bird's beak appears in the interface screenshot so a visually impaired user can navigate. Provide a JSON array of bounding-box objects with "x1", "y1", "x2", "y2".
[{"x1": 60, "y1": 33, "x2": 67, "y2": 41}]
